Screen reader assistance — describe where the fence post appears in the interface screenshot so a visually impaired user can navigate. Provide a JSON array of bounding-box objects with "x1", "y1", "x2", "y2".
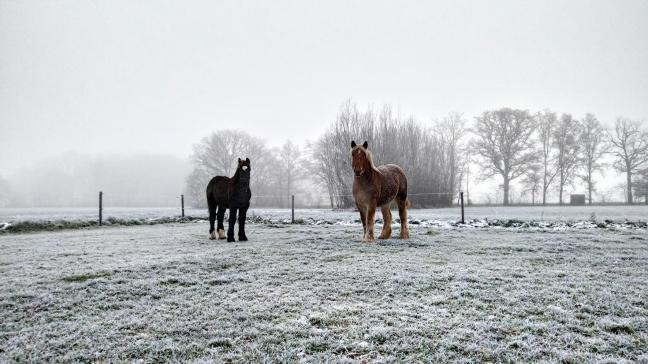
[
  {"x1": 181, "y1": 194, "x2": 185, "y2": 217},
  {"x1": 460, "y1": 191, "x2": 465, "y2": 224},
  {"x1": 291, "y1": 195, "x2": 295, "y2": 223},
  {"x1": 98, "y1": 191, "x2": 103, "y2": 226}
]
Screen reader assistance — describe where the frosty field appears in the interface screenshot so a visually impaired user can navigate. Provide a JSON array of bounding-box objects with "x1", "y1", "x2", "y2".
[
  {"x1": 3, "y1": 205, "x2": 648, "y2": 235},
  {"x1": 1, "y1": 219, "x2": 647, "y2": 362}
]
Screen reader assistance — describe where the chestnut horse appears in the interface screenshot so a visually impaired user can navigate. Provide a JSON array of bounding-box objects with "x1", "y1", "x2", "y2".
[{"x1": 351, "y1": 140, "x2": 410, "y2": 242}]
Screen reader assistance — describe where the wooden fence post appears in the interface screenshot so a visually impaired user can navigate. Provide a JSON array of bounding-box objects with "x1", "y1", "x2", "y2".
[
  {"x1": 181, "y1": 194, "x2": 185, "y2": 217},
  {"x1": 460, "y1": 191, "x2": 465, "y2": 224},
  {"x1": 291, "y1": 195, "x2": 295, "y2": 223},
  {"x1": 98, "y1": 191, "x2": 103, "y2": 226}
]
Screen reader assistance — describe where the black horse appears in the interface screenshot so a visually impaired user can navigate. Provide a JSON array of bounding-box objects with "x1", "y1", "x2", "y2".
[{"x1": 206, "y1": 158, "x2": 252, "y2": 242}]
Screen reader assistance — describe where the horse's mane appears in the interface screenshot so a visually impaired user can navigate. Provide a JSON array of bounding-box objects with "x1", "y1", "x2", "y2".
[
  {"x1": 230, "y1": 166, "x2": 240, "y2": 182},
  {"x1": 353, "y1": 145, "x2": 379, "y2": 172}
]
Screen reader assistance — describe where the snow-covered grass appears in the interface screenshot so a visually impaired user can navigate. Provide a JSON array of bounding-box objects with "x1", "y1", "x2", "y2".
[
  {"x1": 0, "y1": 216, "x2": 204, "y2": 234},
  {"x1": 2, "y1": 205, "x2": 647, "y2": 234},
  {"x1": 1, "y1": 222, "x2": 647, "y2": 362},
  {"x1": 3, "y1": 205, "x2": 648, "y2": 224}
]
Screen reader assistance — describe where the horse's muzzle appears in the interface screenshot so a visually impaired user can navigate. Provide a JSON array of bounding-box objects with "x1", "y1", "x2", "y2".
[{"x1": 354, "y1": 170, "x2": 363, "y2": 177}]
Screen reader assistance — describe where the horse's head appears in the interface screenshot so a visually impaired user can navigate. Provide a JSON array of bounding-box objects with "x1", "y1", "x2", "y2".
[
  {"x1": 237, "y1": 158, "x2": 251, "y2": 182},
  {"x1": 350, "y1": 140, "x2": 370, "y2": 177}
]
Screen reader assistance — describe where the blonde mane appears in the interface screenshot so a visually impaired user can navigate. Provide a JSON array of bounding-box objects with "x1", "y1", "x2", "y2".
[{"x1": 352, "y1": 145, "x2": 379, "y2": 171}]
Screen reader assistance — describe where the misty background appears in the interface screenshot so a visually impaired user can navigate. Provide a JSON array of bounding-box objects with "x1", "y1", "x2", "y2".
[{"x1": 1, "y1": 1, "x2": 647, "y2": 208}]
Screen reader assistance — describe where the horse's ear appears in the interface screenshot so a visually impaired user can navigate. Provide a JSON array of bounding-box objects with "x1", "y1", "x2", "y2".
[
  {"x1": 238, "y1": 158, "x2": 242, "y2": 163},
  {"x1": 245, "y1": 158, "x2": 250, "y2": 163},
  {"x1": 362, "y1": 141, "x2": 368, "y2": 149},
  {"x1": 351, "y1": 140, "x2": 357, "y2": 148}
]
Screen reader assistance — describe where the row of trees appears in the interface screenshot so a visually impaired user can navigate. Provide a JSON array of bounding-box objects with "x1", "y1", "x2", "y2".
[
  {"x1": 185, "y1": 130, "x2": 315, "y2": 208},
  {"x1": 186, "y1": 104, "x2": 466, "y2": 209},
  {"x1": 185, "y1": 101, "x2": 648, "y2": 208},
  {"x1": 310, "y1": 101, "x2": 464, "y2": 208},
  {"x1": 473, "y1": 109, "x2": 648, "y2": 205}
]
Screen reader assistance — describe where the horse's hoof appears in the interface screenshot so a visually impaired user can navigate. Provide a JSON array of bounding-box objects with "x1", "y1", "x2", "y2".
[
  {"x1": 209, "y1": 232, "x2": 216, "y2": 240},
  {"x1": 400, "y1": 230, "x2": 410, "y2": 239},
  {"x1": 378, "y1": 232, "x2": 391, "y2": 239},
  {"x1": 227, "y1": 237, "x2": 235, "y2": 242},
  {"x1": 362, "y1": 236, "x2": 375, "y2": 243},
  {"x1": 217, "y1": 229, "x2": 226, "y2": 239},
  {"x1": 238, "y1": 235, "x2": 248, "y2": 241}
]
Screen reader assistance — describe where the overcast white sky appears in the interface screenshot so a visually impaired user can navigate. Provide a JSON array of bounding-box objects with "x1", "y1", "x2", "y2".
[{"x1": 1, "y1": 0, "x2": 647, "y2": 179}]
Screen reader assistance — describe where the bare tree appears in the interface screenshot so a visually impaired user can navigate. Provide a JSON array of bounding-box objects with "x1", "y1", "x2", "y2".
[
  {"x1": 578, "y1": 113, "x2": 608, "y2": 205},
  {"x1": 436, "y1": 112, "x2": 467, "y2": 205},
  {"x1": 274, "y1": 141, "x2": 303, "y2": 207},
  {"x1": 536, "y1": 109, "x2": 558, "y2": 205},
  {"x1": 608, "y1": 117, "x2": 648, "y2": 204},
  {"x1": 553, "y1": 114, "x2": 582, "y2": 205},
  {"x1": 521, "y1": 164, "x2": 542, "y2": 205},
  {"x1": 186, "y1": 130, "x2": 276, "y2": 207},
  {"x1": 473, "y1": 108, "x2": 537, "y2": 205},
  {"x1": 308, "y1": 136, "x2": 339, "y2": 208},
  {"x1": 633, "y1": 167, "x2": 648, "y2": 204}
]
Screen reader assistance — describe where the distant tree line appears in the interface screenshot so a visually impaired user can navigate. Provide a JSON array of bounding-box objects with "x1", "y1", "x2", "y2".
[
  {"x1": 186, "y1": 101, "x2": 648, "y2": 208},
  {"x1": 5, "y1": 101, "x2": 644, "y2": 209},
  {"x1": 187, "y1": 101, "x2": 466, "y2": 209},
  {"x1": 472, "y1": 109, "x2": 648, "y2": 205},
  {"x1": 2, "y1": 154, "x2": 189, "y2": 208}
]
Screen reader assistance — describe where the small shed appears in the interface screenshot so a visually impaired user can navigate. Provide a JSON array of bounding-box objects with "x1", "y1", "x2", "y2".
[{"x1": 570, "y1": 194, "x2": 586, "y2": 205}]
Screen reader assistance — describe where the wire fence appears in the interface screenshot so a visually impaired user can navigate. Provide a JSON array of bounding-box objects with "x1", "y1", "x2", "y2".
[
  {"x1": 93, "y1": 191, "x2": 465, "y2": 226},
  {"x1": 29, "y1": 190, "x2": 640, "y2": 227}
]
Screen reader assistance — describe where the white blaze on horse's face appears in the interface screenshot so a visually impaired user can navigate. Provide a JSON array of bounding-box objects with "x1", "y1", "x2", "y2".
[{"x1": 242, "y1": 166, "x2": 248, "y2": 171}]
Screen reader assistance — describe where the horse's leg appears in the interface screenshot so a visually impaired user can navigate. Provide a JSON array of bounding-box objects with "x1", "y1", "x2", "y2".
[
  {"x1": 363, "y1": 202, "x2": 376, "y2": 242},
  {"x1": 216, "y1": 205, "x2": 226, "y2": 239},
  {"x1": 227, "y1": 206, "x2": 238, "y2": 242},
  {"x1": 238, "y1": 206, "x2": 248, "y2": 241},
  {"x1": 208, "y1": 198, "x2": 217, "y2": 240},
  {"x1": 397, "y1": 198, "x2": 410, "y2": 239},
  {"x1": 379, "y1": 204, "x2": 392, "y2": 239},
  {"x1": 356, "y1": 202, "x2": 367, "y2": 240}
]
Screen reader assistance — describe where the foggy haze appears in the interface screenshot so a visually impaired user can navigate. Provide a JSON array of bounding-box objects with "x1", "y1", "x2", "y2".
[{"x1": 1, "y1": 0, "x2": 647, "y2": 206}]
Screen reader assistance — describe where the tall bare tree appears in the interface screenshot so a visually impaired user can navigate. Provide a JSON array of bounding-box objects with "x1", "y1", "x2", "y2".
[
  {"x1": 578, "y1": 113, "x2": 607, "y2": 205},
  {"x1": 608, "y1": 117, "x2": 648, "y2": 204},
  {"x1": 553, "y1": 114, "x2": 582, "y2": 205},
  {"x1": 473, "y1": 108, "x2": 537, "y2": 205},
  {"x1": 275, "y1": 141, "x2": 303, "y2": 207},
  {"x1": 436, "y1": 112, "x2": 467, "y2": 205},
  {"x1": 536, "y1": 110, "x2": 558, "y2": 205}
]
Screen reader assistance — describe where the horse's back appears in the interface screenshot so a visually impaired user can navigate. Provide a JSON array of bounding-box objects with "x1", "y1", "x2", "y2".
[
  {"x1": 207, "y1": 175, "x2": 230, "y2": 190},
  {"x1": 378, "y1": 164, "x2": 405, "y2": 177},
  {"x1": 206, "y1": 176, "x2": 230, "y2": 205},
  {"x1": 376, "y1": 164, "x2": 408, "y2": 204}
]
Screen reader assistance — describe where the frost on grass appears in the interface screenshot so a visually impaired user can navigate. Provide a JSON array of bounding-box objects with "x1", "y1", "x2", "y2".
[
  {"x1": 0, "y1": 223, "x2": 647, "y2": 362},
  {"x1": 3, "y1": 205, "x2": 648, "y2": 234},
  {"x1": 0, "y1": 216, "x2": 205, "y2": 234}
]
